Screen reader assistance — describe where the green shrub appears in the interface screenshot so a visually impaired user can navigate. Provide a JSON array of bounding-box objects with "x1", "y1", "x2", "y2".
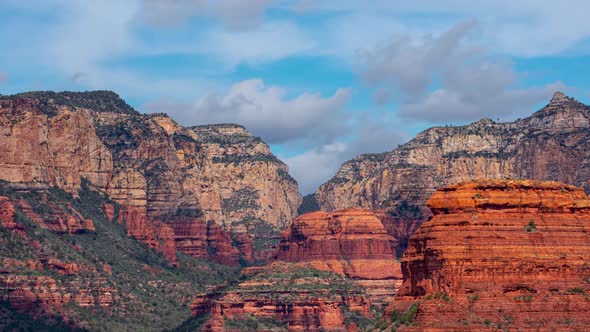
[
  {"x1": 524, "y1": 220, "x2": 538, "y2": 233},
  {"x1": 390, "y1": 302, "x2": 419, "y2": 327}
]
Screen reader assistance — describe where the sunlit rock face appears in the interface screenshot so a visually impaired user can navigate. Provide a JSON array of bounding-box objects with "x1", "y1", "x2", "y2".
[
  {"x1": 0, "y1": 91, "x2": 302, "y2": 264},
  {"x1": 277, "y1": 208, "x2": 403, "y2": 306},
  {"x1": 317, "y1": 92, "x2": 590, "y2": 253},
  {"x1": 386, "y1": 179, "x2": 590, "y2": 331}
]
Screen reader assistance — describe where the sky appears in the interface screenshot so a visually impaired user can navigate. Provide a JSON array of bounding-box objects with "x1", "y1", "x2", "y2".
[{"x1": 1, "y1": 1, "x2": 590, "y2": 194}]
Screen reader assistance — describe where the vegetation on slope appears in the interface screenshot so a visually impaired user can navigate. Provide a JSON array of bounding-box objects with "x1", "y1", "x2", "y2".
[{"x1": 0, "y1": 181, "x2": 240, "y2": 331}]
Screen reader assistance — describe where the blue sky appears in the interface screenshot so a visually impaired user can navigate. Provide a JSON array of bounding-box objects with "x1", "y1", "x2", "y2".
[{"x1": 1, "y1": 1, "x2": 590, "y2": 194}]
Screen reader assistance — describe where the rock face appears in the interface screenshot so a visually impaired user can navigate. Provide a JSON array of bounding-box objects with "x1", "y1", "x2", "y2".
[
  {"x1": 0, "y1": 91, "x2": 301, "y2": 263},
  {"x1": 200, "y1": 262, "x2": 374, "y2": 332},
  {"x1": 317, "y1": 91, "x2": 590, "y2": 219},
  {"x1": 0, "y1": 181, "x2": 241, "y2": 331},
  {"x1": 171, "y1": 217, "x2": 241, "y2": 265},
  {"x1": 277, "y1": 209, "x2": 403, "y2": 305},
  {"x1": 387, "y1": 180, "x2": 590, "y2": 331}
]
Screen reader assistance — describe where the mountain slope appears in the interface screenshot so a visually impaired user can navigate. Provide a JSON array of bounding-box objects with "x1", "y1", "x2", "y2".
[
  {"x1": 0, "y1": 180, "x2": 239, "y2": 331},
  {"x1": 317, "y1": 92, "x2": 590, "y2": 212},
  {"x1": 0, "y1": 91, "x2": 302, "y2": 262}
]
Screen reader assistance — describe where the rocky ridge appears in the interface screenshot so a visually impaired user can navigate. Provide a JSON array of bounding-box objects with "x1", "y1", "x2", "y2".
[
  {"x1": 386, "y1": 179, "x2": 590, "y2": 331},
  {"x1": 317, "y1": 92, "x2": 590, "y2": 212},
  {"x1": 0, "y1": 91, "x2": 302, "y2": 263}
]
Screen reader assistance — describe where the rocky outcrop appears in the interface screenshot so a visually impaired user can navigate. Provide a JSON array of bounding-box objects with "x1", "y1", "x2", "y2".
[
  {"x1": 0, "y1": 91, "x2": 302, "y2": 264},
  {"x1": 0, "y1": 180, "x2": 242, "y2": 331},
  {"x1": 317, "y1": 92, "x2": 590, "y2": 242},
  {"x1": 277, "y1": 209, "x2": 402, "y2": 306},
  {"x1": 171, "y1": 217, "x2": 241, "y2": 265},
  {"x1": 201, "y1": 262, "x2": 373, "y2": 332},
  {"x1": 0, "y1": 196, "x2": 20, "y2": 232},
  {"x1": 16, "y1": 199, "x2": 95, "y2": 234},
  {"x1": 386, "y1": 179, "x2": 590, "y2": 331}
]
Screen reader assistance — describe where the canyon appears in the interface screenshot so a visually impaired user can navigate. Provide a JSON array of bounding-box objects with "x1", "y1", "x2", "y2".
[
  {"x1": 387, "y1": 179, "x2": 590, "y2": 331},
  {"x1": 2, "y1": 89, "x2": 590, "y2": 331}
]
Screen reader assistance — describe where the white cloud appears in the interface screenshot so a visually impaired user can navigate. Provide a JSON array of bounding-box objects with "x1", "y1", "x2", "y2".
[
  {"x1": 284, "y1": 119, "x2": 408, "y2": 194},
  {"x1": 292, "y1": 1, "x2": 590, "y2": 57},
  {"x1": 203, "y1": 21, "x2": 316, "y2": 68},
  {"x1": 359, "y1": 20, "x2": 564, "y2": 122},
  {"x1": 142, "y1": 0, "x2": 275, "y2": 30},
  {"x1": 144, "y1": 79, "x2": 352, "y2": 145}
]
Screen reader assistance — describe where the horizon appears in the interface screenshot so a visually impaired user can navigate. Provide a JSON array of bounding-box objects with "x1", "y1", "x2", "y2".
[{"x1": 2, "y1": 1, "x2": 590, "y2": 194}]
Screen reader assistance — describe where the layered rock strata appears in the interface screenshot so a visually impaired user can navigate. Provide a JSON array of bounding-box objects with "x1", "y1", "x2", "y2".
[
  {"x1": 387, "y1": 179, "x2": 590, "y2": 331},
  {"x1": 200, "y1": 262, "x2": 373, "y2": 332},
  {"x1": 277, "y1": 209, "x2": 403, "y2": 306},
  {"x1": 0, "y1": 91, "x2": 301, "y2": 263},
  {"x1": 317, "y1": 92, "x2": 590, "y2": 248}
]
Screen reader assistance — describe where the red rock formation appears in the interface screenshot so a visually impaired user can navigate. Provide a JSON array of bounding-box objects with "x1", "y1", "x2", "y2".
[
  {"x1": 277, "y1": 209, "x2": 402, "y2": 306},
  {"x1": 1, "y1": 273, "x2": 118, "y2": 314},
  {"x1": 0, "y1": 92, "x2": 302, "y2": 261},
  {"x1": 116, "y1": 205, "x2": 179, "y2": 265},
  {"x1": 201, "y1": 262, "x2": 372, "y2": 332},
  {"x1": 16, "y1": 199, "x2": 95, "y2": 234},
  {"x1": 387, "y1": 179, "x2": 590, "y2": 331},
  {"x1": 170, "y1": 217, "x2": 240, "y2": 265},
  {"x1": 0, "y1": 196, "x2": 21, "y2": 232},
  {"x1": 103, "y1": 203, "x2": 116, "y2": 222},
  {"x1": 317, "y1": 92, "x2": 590, "y2": 257},
  {"x1": 232, "y1": 232, "x2": 254, "y2": 262}
]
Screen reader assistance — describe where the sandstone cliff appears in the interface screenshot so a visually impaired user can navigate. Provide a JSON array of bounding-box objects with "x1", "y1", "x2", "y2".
[
  {"x1": 277, "y1": 209, "x2": 403, "y2": 306},
  {"x1": 317, "y1": 91, "x2": 590, "y2": 212},
  {"x1": 198, "y1": 262, "x2": 374, "y2": 332},
  {"x1": 0, "y1": 91, "x2": 301, "y2": 263},
  {"x1": 386, "y1": 179, "x2": 590, "y2": 331}
]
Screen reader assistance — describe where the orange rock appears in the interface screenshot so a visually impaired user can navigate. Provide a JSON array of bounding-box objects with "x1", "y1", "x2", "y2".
[
  {"x1": 232, "y1": 232, "x2": 253, "y2": 262},
  {"x1": 1, "y1": 274, "x2": 118, "y2": 314},
  {"x1": 387, "y1": 179, "x2": 590, "y2": 331},
  {"x1": 103, "y1": 203, "x2": 116, "y2": 222},
  {"x1": 0, "y1": 94, "x2": 301, "y2": 255},
  {"x1": 277, "y1": 209, "x2": 402, "y2": 305},
  {"x1": 170, "y1": 217, "x2": 240, "y2": 265},
  {"x1": 201, "y1": 262, "x2": 372, "y2": 332},
  {"x1": 116, "y1": 205, "x2": 179, "y2": 265}
]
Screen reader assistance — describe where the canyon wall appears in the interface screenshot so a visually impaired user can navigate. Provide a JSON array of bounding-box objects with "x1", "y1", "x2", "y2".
[
  {"x1": 0, "y1": 91, "x2": 301, "y2": 263},
  {"x1": 200, "y1": 262, "x2": 374, "y2": 332},
  {"x1": 277, "y1": 209, "x2": 403, "y2": 306}
]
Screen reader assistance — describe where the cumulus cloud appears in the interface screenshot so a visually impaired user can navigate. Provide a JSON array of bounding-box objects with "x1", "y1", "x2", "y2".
[
  {"x1": 294, "y1": 1, "x2": 590, "y2": 57},
  {"x1": 141, "y1": 0, "x2": 274, "y2": 30},
  {"x1": 360, "y1": 20, "x2": 564, "y2": 122},
  {"x1": 144, "y1": 79, "x2": 352, "y2": 145},
  {"x1": 283, "y1": 120, "x2": 407, "y2": 194}
]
